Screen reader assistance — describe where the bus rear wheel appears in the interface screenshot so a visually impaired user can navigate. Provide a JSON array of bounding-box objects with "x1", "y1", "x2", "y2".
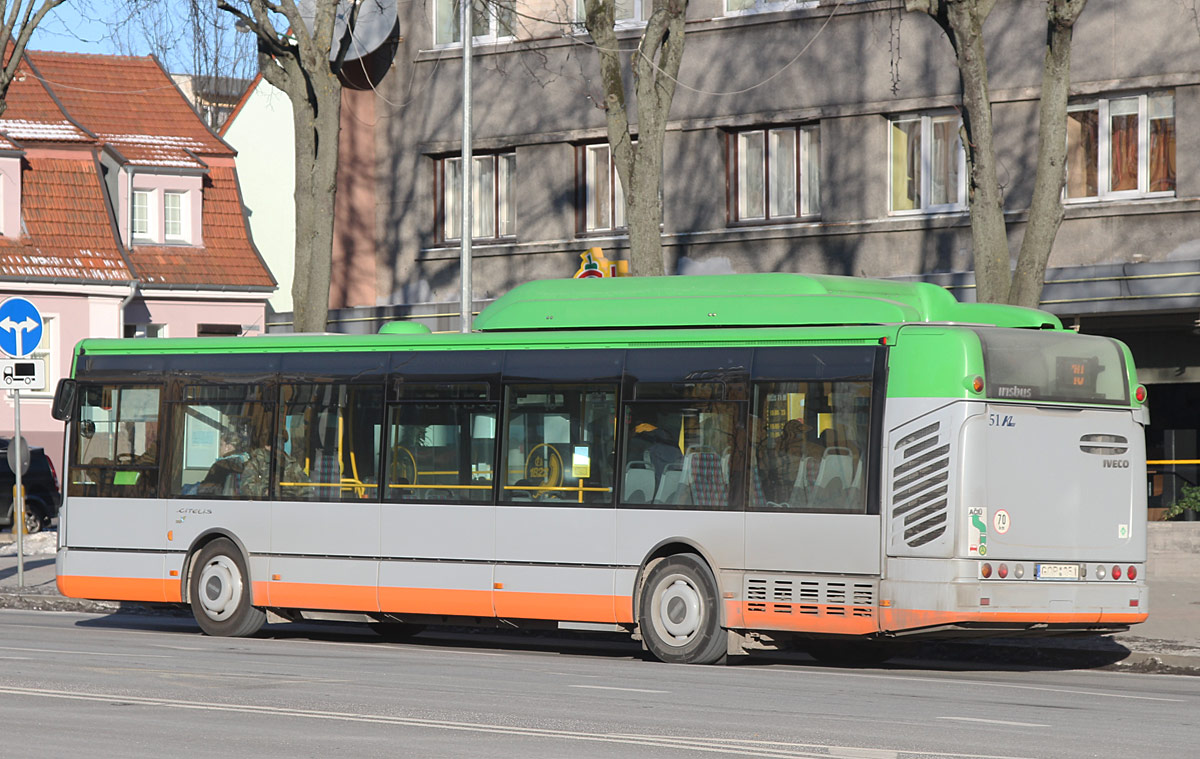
[
  {"x1": 189, "y1": 539, "x2": 265, "y2": 638},
  {"x1": 639, "y1": 553, "x2": 727, "y2": 665}
]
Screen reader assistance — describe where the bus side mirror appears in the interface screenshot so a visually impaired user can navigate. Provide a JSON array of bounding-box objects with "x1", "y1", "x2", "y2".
[{"x1": 52, "y1": 379, "x2": 77, "y2": 422}]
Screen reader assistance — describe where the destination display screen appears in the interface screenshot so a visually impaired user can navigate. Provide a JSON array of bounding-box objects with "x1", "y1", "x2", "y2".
[{"x1": 975, "y1": 329, "x2": 1129, "y2": 405}]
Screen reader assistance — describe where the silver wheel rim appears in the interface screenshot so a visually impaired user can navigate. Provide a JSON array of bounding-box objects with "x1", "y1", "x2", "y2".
[
  {"x1": 198, "y1": 555, "x2": 242, "y2": 622},
  {"x1": 651, "y1": 573, "x2": 703, "y2": 648}
]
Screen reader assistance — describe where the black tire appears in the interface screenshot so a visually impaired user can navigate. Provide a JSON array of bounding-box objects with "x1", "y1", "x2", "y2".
[
  {"x1": 22, "y1": 507, "x2": 40, "y2": 535},
  {"x1": 369, "y1": 622, "x2": 427, "y2": 642},
  {"x1": 189, "y1": 538, "x2": 265, "y2": 637},
  {"x1": 805, "y1": 640, "x2": 897, "y2": 667},
  {"x1": 638, "y1": 553, "x2": 728, "y2": 665}
]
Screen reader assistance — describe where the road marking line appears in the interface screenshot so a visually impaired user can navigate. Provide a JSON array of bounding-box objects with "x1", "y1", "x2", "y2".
[
  {"x1": 0, "y1": 684, "x2": 1029, "y2": 759},
  {"x1": 0, "y1": 645, "x2": 172, "y2": 659},
  {"x1": 764, "y1": 667, "x2": 1185, "y2": 702},
  {"x1": 939, "y1": 717, "x2": 1050, "y2": 728},
  {"x1": 568, "y1": 684, "x2": 669, "y2": 694}
]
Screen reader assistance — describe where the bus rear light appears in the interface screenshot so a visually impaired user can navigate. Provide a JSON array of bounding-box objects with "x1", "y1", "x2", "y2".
[
  {"x1": 1014, "y1": 563, "x2": 1025, "y2": 579},
  {"x1": 1130, "y1": 599, "x2": 1139, "y2": 607},
  {"x1": 980, "y1": 563, "x2": 992, "y2": 578},
  {"x1": 1095, "y1": 565, "x2": 1107, "y2": 579},
  {"x1": 997, "y1": 563, "x2": 1009, "y2": 579},
  {"x1": 1127, "y1": 566, "x2": 1137, "y2": 581},
  {"x1": 980, "y1": 597, "x2": 990, "y2": 606},
  {"x1": 1111, "y1": 565, "x2": 1122, "y2": 580},
  {"x1": 1135, "y1": 385, "x2": 1147, "y2": 403},
  {"x1": 971, "y1": 376, "x2": 984, "y2": 393}
]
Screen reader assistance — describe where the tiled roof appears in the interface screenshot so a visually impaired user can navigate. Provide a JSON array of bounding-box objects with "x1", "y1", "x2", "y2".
[
  {"x1": 26, "y1": 51, "x2": 230, "y2": 164},
  {"x1": 0, "y1": 52, "x2": 274, "y2": 291},
  {"x1": 125, "y1": 166, "x2": 275, "y2": 288},
  {"x1": 0, "y1": 157, "x2": 131, "y2": 281}
]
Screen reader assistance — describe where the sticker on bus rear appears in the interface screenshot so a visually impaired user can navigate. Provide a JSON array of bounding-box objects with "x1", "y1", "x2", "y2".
[{"x1": 968, "y1": 507, "x2": 987, "y2": 556}]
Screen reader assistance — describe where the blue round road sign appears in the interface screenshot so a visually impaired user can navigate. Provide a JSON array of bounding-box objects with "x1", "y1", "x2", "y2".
[{"x1": 0, "y1": 297, "x2": 43, "y2": 358}]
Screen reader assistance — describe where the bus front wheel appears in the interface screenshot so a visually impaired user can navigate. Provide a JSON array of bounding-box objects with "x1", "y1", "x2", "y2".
[
  {"x1": 189, "y1": 539, "x2": 265, "y2": 638},
  {"x1": 639, "y1": 553, "x2": 727, "y2": 665}
]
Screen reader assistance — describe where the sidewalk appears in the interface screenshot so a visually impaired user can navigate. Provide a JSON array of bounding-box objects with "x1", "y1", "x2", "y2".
[{"x1": 1, "y1": 528, "x2": 1197, "y2": 672}]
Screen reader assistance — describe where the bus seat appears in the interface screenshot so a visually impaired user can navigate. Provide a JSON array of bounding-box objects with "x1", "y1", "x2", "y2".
[
  {"x1": 816, "y1": 447, "x2": 854, "y2": 489},
  {"x1": 653, "y1": 463, "x2": 684, "y2": 504},
  {"x1": 623, "y1": 461, "x2": 655, "y2": 504},
  {"x1": 680, "y1": 451, "x2": 727, "y2": 508}
]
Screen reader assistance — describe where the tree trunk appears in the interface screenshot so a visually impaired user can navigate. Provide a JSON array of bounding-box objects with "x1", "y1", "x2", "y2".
[
  {"x1": 1009, "y1": 0, "x2": 1087, "y2": 309},
  {"x1": 938, "y1": 1, "x2": 1010, "y2": 304},
  {"x1": 585, "y1": 0, "x2": 687, "y2": 277}
]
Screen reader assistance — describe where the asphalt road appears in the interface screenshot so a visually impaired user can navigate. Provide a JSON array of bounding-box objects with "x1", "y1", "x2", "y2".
[{"x1": 0, "y1": 609, "x2": 1197, "y2": 759}]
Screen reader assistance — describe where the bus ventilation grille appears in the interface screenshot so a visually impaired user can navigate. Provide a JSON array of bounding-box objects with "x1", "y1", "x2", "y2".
[
  {"x1": 746, "y1": 577, "x2": 875, "y2": 617},
  {"x1": 891, "y1": 421, "x2": 950, "y2": 548}
]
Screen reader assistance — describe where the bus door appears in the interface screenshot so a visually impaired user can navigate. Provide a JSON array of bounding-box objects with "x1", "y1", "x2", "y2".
[
  {"x1": 494, "y1": 383, "x2": 619, "y2": 623},
  {"x1": 380, "y1": 382, "x2": 497, "y2": 618},
  {"x1": 60, "y1": 384, "x2": 173, "y2": 601}
]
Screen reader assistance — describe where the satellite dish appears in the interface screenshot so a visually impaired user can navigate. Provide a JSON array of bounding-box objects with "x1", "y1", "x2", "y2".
[{"x1": 298, "y1": 0, "x2": 399, "y2": 62}]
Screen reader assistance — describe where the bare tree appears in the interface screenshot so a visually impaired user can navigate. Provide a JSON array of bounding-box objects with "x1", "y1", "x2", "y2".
[
  {"x1": 0, "y1": 0, "x2": 68, "y2": 117},
  {"x1": 906, "y1": 0, "x2": 1087, "y2": 308},
  {"x1": 583, "y1": 0, "x2": 687, "y2": 277},
  {"x1": 216, "y1": 1, "x2": 362, "y2": 333},
  {"x1": 108, "y1": 1, "x2": 257, "y2": 129}
]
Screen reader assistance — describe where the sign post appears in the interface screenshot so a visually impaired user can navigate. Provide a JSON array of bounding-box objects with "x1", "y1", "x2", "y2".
[{"x1": 0, "y1": 297, "x2": 45, "y2": 587}]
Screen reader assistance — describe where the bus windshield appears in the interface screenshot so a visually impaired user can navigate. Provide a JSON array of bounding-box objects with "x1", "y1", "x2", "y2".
[{"x1": 975, "y1": 328, "x2": 1130, "y2": 405}]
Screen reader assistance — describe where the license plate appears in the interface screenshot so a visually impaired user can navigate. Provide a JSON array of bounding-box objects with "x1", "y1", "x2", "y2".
[{"x1": 1036, "y1": 563, "x2": 1080, "y2": 580}]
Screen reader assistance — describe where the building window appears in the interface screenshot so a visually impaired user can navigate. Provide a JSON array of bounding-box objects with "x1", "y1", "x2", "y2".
[
  {"x1": 729, "y1": 125, "x2": 820, "y2": 223},
  {"x1": 1067, "y1": 92, "x2": 1175, "y2": 201},
  {"x1": 440, "y1": 152, "x2": 515, "y2": 242},
  {"x1": 575, "y1": 0, "x2": 647, "y2": 26},
  {"x1": 164, "y1": 191, "x2": 186, "y2": 240},
  {"x1": 132, "y1": 189, "x2": 152, "y2": 238},
  {"x1": 890, "y1": 112, "x2": 966, "y2": 214},
  {"x1": 434, "y1": 0, "x2": 515, "y2": 46},
  {"x1": 581, "y1": 143, "x2": 626, "y2": 233},
  {"x1": 725, "y1": 0, "x2": 816, "y2": 16}
]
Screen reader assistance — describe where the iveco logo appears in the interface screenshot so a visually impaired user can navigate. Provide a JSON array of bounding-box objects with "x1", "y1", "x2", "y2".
[{"x1": 1103, "y1": 459, "x2": 1130, "y2": 469}]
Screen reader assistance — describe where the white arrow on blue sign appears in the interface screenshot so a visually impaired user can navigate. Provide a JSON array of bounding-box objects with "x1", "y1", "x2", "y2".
[{"x1": 0, "y1": 297, "x2": 43, "y2": 358}]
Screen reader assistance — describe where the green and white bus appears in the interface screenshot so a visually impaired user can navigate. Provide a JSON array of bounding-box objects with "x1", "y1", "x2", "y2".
[{"x1": 51, "y1": 274, "x2": 1148, "y2": 664}]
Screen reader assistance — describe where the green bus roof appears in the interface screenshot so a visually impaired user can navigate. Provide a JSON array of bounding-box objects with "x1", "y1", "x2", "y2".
[{"x1": 472, "y1": 274, "x2": 1062, "y2": 332}]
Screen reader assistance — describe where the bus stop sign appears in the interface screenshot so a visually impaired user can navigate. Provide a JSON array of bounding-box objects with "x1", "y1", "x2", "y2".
[
  {"x1": 0, "y1": 297, "x2": 43, "y2": 358},
  {"x1": 6, "y1": 435, "x2": 29, "y2": 476}
]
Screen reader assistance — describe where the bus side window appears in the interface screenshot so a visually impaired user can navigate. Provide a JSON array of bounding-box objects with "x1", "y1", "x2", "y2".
[
  {"x1": 622, "y1": 382, "x2": 745, "y2": 511},
  {"x1": 384, "y1": 383, "x2": 498, "y2": 504},
  {"x1": 751, "y1": 380, "x2": 870, "y2": 513},
  {"x1": 166, "y1": 385, "x2": 272, "y2": 500},
  {"x1": 70, "y1": 385, "x2": 162, "y2": 499},
  {"x1": 499, "y1": 384, "x2": 617, "y2": 505},
  {"x1": 277, "y1": 384, "x2": 384, "y2": 501}
]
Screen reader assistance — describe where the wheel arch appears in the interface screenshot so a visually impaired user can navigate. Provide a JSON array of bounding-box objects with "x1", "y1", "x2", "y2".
[
  {"x1": 632, "y1": 537, "x2": 725, "y2": 628},
  {"x1": 181, "y1": 529, "x2": 254, "y2": 605}
]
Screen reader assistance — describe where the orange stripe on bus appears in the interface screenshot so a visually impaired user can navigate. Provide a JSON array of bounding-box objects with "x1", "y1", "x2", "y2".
[
  {"x1": 57, "y1": 575, "x2": 180, "y2": 603},
  {"x1": 494, "y1": 591, "x2": 620, "y2": 623},
  {"x1": 267, "y1": 582, "x2": 380, "y2": 612},
  {"x1": 379, "y1": 587, "x2": 494, "y2": 617},
  {"x1": 738, "y1": 603, "x2": 879, "y2": 635}
]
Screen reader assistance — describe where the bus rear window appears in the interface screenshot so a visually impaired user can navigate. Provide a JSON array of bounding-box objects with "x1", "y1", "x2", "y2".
[{"x1": 975, "y1": 329, "x2": 1129, "y2": 405}]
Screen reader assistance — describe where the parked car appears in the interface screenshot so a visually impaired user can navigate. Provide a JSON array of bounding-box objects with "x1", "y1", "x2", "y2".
[{"x1": 0, "y1": 439, "x2": 61, "y2": 533}]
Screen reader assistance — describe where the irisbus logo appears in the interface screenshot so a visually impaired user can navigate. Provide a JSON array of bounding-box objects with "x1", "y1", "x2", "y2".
[{"x1": 1103, "y1": 459, "x2": 1130, "y2": 469}]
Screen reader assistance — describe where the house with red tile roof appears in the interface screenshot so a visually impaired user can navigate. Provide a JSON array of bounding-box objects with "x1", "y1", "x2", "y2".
[{"x1": 0, "y1": 51, "x2": 275, "y2": 464}]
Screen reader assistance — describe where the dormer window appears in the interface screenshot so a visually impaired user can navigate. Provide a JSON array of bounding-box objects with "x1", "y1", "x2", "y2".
[
  {"x1": 126, "y1": 174, "x2": 202, "y2": 246},
  {"x1": 164, "y1": 191, "x2": 187, "y2": 240},
  {"x1": 131, "y1": 189, "x2": 153, "y2": 239}
]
